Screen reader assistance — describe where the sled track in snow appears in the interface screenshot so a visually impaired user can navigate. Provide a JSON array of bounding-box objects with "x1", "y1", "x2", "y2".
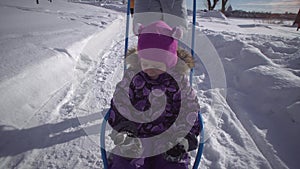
[{"x1": 17, "y1": 18, "x2": 129, "y2": 169}]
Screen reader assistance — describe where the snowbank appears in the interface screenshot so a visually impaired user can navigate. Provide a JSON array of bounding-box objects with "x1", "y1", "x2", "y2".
[
  {"x1": 0, "y1": 0, "x2": 122, "y2": 128},
  {"x1": 201, "y1": 19, "x2": 300, "y2": 168},
  {"x1": 200, "y1": 10, "x2": 227, "y2": 20},
  {"x1": 0, "y1": 18, "x2": 123, "y2": 128}
]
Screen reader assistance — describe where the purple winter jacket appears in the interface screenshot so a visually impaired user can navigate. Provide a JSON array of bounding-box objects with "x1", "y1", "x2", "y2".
[{"x1": 108, "y1": 50, "x2": 201, "y2": 153}]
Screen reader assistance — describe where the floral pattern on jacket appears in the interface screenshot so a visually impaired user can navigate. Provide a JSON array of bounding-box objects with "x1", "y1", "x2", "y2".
[{"x1": 108, "y1": 50, "x2": 201, "y2": 152}]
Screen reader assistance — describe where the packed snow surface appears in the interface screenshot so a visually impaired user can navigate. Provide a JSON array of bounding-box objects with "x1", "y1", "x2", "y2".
[{"x1": 0, "y1": 0, "x2": 299, "y2": 169}]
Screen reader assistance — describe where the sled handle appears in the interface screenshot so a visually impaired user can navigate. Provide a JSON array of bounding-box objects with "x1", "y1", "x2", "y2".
[
  {"x1": 124, "y1": 0, "x2": 131, "y2": 71},
  {"x1": 100, "y1": 109, "x2": 110, "y2": 169},
  {"x1": 193, "y1": 111, "x2": 204, "y2": 169}
]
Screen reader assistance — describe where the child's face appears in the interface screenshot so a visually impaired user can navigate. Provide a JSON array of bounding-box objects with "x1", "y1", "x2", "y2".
[{"x1": 140, "y1": 58, "x2": 166, "y2": 79}]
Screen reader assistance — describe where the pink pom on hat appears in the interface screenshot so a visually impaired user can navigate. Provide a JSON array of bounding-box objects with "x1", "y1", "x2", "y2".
[{"x1": 135, "y1": 21, "x2": 183, "y2": 69}]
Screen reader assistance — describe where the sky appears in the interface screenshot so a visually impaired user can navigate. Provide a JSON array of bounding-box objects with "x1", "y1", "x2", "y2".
[{"x1": 186, "y1": 0, "x2": 300, "y2": 14}]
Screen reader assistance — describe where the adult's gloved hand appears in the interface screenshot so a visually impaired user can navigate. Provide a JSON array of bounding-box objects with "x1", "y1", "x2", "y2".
[
  {"x1": 164, "y1": 138, "x2": 189, "y2": 162},
  {"x1": 110, "y1": 131, "x2": 143, "y2": 158}
]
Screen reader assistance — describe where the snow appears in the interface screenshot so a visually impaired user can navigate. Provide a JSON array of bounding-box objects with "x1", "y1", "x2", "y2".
[
  {"x1": 200, "y1": 10, "x2": 227, "y2": 20},
  {"x1": 198, "y1": 11, "x2": 300, "y2": 169},
  {"x1": 1, "y1": 1, "x2": 300, "y2": 169}
]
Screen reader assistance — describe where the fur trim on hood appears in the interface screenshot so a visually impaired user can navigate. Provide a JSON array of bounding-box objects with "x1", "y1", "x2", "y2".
[{"x1": 125, "y1": 48, "x2": 195, "y2": 75}]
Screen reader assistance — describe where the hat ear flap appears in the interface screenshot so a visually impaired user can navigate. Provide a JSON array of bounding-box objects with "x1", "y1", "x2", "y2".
[
  {"x1": 171, "y1": 26, "x2": 183, "y2": 39},
  {"x1": 134, "y1": 23, "x2": 144, "y2": 36}
]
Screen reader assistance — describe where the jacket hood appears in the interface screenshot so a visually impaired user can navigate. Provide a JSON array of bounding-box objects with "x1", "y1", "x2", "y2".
[{"x1": 125, "y1": 48, "x2": 195, "y2": 75}]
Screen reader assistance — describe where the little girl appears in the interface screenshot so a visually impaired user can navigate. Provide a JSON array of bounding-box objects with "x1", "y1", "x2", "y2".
[
  {"x1": 133, "y1": 0, "x2": 188, "y2": 29},
  {"x1": 107, "y1": 21, "x2": 201, "y2": 169}
]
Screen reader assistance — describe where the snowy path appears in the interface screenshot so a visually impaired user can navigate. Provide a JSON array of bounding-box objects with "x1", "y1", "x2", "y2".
[
  {"x1": 1, "y1": 18, "x2": 298, "y2": 169},
  {"x1": 0, "y1": 10, "x2": 126, "y2": 169},
  {"x1": 11, "y1": 17, "x2": 137, "y2": 169}
]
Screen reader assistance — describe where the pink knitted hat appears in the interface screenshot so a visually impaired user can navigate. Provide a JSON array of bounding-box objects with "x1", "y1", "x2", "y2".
[{"x1": 134, "y1": 21, "x2": 183, "y2": 69}]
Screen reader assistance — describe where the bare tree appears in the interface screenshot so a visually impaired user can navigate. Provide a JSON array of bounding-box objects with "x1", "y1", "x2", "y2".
[
  {"x1": 294, "y1": 9, "x2": 300, "y2": 31},
  {"x1": 221, "y1": 0, "x2": 229, "y2": 13},
  {"x1": 212, "y1": 0, "x2": 219, "y2": 10},
  {"x1": 205, "y1": 0, "x2": 219, "y2": 11}
]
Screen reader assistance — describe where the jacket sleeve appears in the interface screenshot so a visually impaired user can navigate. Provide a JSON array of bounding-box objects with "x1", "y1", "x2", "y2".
[
  {"x1": 178, "y1": 75, "x2": 202, "y2": 151},
  {"x1": 108, "y1": 70, "x2": 138, "y2": 135}
]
